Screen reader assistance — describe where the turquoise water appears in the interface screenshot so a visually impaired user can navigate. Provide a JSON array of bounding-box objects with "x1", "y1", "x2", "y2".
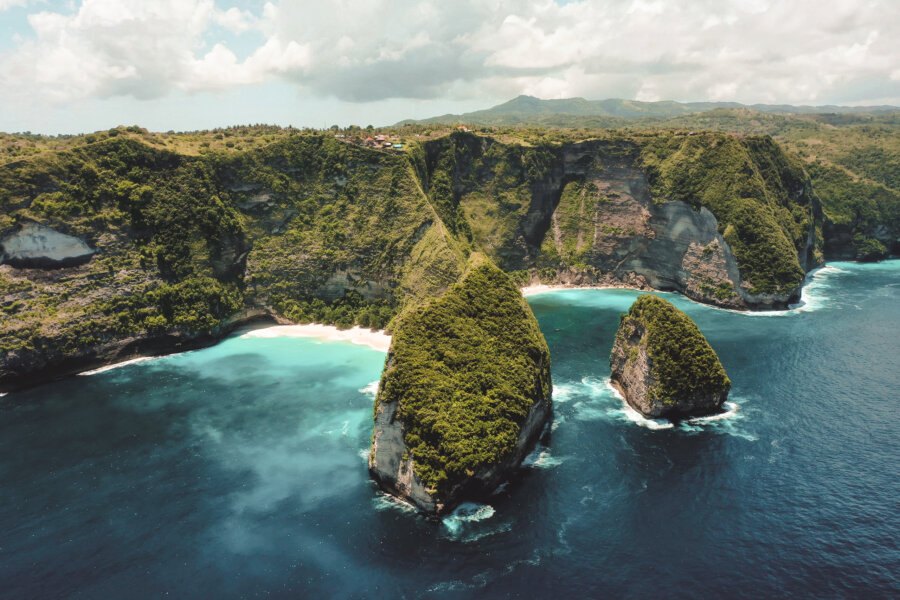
[{"x1": 1, "y1": 261, "x2": 899, "y2": 598}]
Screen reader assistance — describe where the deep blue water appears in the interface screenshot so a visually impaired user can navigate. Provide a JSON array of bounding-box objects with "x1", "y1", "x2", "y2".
[{"x1": 1, "y1": 261, "x2": 899, "y2": 599}]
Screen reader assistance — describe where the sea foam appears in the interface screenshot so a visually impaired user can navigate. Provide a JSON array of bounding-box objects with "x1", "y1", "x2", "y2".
[
  {"x1": 442, "y1": 502, "x2": 496, "y2": 537},
  {"x1": 358, "y1": 380, "x2": 379, "y2": 398},
  {"x1": 522, "y1": 444, "x2": 565, "y2": 469},
  {"x1": 78, "y1": 356, "x2": 158, "y2": 376}
]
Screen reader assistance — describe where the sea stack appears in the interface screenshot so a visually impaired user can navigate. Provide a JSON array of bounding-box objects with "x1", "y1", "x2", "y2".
[
  {"x1": 610, "y1": 294, "x2": 730, "y2": 419},
  {"x1": 369, "y1": 254, "x2": 552, "y2": 515}
]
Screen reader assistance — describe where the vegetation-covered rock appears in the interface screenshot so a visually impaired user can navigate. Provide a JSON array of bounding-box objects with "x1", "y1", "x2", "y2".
[
  {"x1": 369, "y1": 254, "x2": 552, "y2": 514},
  {"x1": 610, "y1": 295, "x2": 730, "y2": 419},
  {"x1": 0, "y1": 129, "x2": 466, "y2": 389}
]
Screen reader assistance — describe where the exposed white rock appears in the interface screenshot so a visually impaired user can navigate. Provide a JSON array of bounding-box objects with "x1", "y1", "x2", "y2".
[{"x1": 1, "y1": 223, "x2": 95, "y2": 268}]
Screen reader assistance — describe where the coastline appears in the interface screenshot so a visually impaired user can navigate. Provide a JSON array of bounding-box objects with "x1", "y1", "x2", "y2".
[
  {"x1": 2, "y1": 317, "x2": 390, "y2": 394},
  {"x1": 239, "y1": 323, "x2": 391, "y2": 353},
  {"x1": 77, "y1": 324, "x2": 392, "y2": 378},
  {"x1": 521, "y1": 281, "x2": 648, "y2": 297},
  {"x1": 5, "y1": 261, "x2": 865, "y2": 393},
  {"x1": 520, "y1": 263, "x2": 840, "y2": 311}
]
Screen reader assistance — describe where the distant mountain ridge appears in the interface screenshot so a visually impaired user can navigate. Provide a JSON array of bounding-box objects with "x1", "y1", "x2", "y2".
[{"x1": 397, "y1": 95, "x2": 899, "y2": 126}]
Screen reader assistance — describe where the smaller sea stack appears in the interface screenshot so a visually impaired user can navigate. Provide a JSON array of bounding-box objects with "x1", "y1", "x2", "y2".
[{"x1": 610, "y1": 294, "x2": 730, "y2": 419}]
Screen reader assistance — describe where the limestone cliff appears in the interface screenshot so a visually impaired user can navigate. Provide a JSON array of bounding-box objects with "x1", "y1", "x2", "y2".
[
  {"x1": 369, "y1": 255, "x2": 552, "y2": 514},
  {"x1": 416, "y1": 132, "x2": 824, "y2": 310},
  {"x1": 0, "y1": 133, "x2": 466, "y2": 391},
  {"x1": 610, "y1": 294, "x2": 730, "y2": 419}
]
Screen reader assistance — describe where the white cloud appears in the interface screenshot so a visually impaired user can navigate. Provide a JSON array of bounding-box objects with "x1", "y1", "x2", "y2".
[
  {"x1": 1, "y1": 0, "x2": 898, "y2": 111},
  {"x1": 0, "y1": 0, "x2": 31, "y2": 11}
]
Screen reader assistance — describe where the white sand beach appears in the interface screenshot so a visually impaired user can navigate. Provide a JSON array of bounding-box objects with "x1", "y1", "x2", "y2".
[{"x1": 240, "y1": 323, "x2": 392, "y2": 352}]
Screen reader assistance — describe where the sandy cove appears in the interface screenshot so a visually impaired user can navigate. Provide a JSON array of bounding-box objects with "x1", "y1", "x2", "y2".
[
  {"x1": 239, "y1": 324, "x2": 391, "y2": 352},
  {"x1": 73, "y1": 324, "x2": 391, "y2": 380},
  {"x1": 520, "y1": 282, "x2": 647, "y2": 297}
]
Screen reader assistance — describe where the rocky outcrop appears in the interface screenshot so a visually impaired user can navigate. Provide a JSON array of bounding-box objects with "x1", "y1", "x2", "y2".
[
  {"x1": 368, "y1": 256, "x2": 552, "y2": 514},
  {"x1": 370, "y1": 356, "x2": 552, "y2": 514},
  {"x1": 1, "y1": 223, "x2": 95, "y2": 269},
  {"x1": 610, "y1": 294, "x2": 730, "y2": 419}
]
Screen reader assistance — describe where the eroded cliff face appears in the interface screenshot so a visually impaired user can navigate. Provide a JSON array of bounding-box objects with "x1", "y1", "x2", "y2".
[
  {"x1": 542, "y1": 153, "x2": 752, "y2": 309},
  {"x1": 0, "y1": 135, "x2": 465, "y2": 391},
  {"x1": 421, "y1": 134, "x2": 823, "y2": 310}
]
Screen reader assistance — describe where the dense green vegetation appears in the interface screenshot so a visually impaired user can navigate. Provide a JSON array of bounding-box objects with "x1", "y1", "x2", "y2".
[
  {"x1": 616, "y1": 295, "x2": 730, "y2": 405},
  {"x1": 640, "y1": 133, "x2": 811, "y2": 294},
  {"x1": 0, "y1": 116, "x2": 886, "y2": 382},
  {"x1": 408, "y1": 131, "x2": 560, "y2": 270},
  {"x1": 402, "y1": 98, "x2": 900, "y2": 259},
  {"x1": 414, "y1": 129, "x2": 816, "y2": 296},
  {"x1": 377, "y1": 255, "x2": 551, "y2": 494},
  {"x1": 0, "y1": 129, "x2": 466, "y2": 365}
]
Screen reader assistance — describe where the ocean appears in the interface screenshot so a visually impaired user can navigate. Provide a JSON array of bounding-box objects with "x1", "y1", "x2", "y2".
[{"x1": 1, "y1": 261, "x2": 898, "y2": 598}]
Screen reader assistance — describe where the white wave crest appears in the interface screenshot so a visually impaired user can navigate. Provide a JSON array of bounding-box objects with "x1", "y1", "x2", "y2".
[
  {"x1": 442, "y1": 502, "x2": 495, "y2": 536},
  {"x1": 552, "y1": 382, "x2": 579, "y2": 403},
  {"x1": 603, "y1": 379, "x2": 675, "y2": 430},
  {"x1": 358, "y1": 380, "x2": 379, "y2": 398},
  {"x1": 687, "y1": 401, "x2": 740, "y2": 423},
  {"x1": 522, "y1": 445, "x2": 565, "y2": 469},
  {"x1": 372, "y1": 492, "x2": 418, "y2": 513},
  {"x1": 78, "y1": 356, "x2": 157, "y2": 376}
]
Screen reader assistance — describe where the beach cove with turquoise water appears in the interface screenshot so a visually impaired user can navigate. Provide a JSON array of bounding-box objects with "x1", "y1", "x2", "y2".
[{"x1": 1, "y1": 261, "x2": 898, "y2": 598}]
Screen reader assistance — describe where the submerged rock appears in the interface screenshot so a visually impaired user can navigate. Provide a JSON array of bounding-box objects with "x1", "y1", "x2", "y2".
[
  {"x1": 0, "y1": 223, "x2": 95, "y2": 269},
  {"x1": 610, "y1": 294, "x2": 730, "y2": 419},
  {"x1": 369, "y1": 255, "x2": 552, "y2": 514}
]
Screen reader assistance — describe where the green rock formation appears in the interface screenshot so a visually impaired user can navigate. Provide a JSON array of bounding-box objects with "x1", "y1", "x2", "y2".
[
  {"x1": 369, "y1": 254, "x2": 552, "y2": 514},
  {"x1": 610, "y1": 294, "x2": 731, "y2": 419}
]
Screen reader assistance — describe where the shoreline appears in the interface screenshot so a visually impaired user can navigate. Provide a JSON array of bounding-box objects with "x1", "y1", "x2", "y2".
[
  {"x1": 2, "y1": 318, "x2": 390, "y2": 394},
  {"x1": 519, "y1": 263, "x2": 841, "y2": 311},
  {"x1": 3, "y1": 261, "x2": 863, "y2": 393},
  {"x1": 239, "y1": 323, "x2": 391, "y2": 353},
  {"x1": 520, "y1": 281, "x2": 651, "y2": 297},
  {"x1": 76, "y1": 324, "x2": 391, "y2": 378}
]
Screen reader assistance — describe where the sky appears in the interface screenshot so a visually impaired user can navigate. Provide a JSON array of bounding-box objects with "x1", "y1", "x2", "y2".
[{"x1": 0, "y1": 0, "x2": 898, "y2": 134}]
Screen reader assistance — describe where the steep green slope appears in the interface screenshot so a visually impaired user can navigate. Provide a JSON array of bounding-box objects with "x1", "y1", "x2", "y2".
[
  {"x1": 372, "y1": 254, "x2": 551, "y2": 504},
  {"x1": 401, "y1": 98, "x2": 899, "y2": 260},
  {"x1": 639, "y1": 133, "x2": 815, "y2": 294},
  {"x1": 0, "y1": 132, "x2": 465, "y2": 387},
  {"x1": 653, "y1": 110, "x2": 900, "y2": 258},
  {"x1": 413, "y1": 130, "x2": 819, "y2": 299}
]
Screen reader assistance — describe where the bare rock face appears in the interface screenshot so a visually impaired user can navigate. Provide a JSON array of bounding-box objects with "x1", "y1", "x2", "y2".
[
  {"x1": 0, "y1": 223, "x2": 95, "y2": 269},
  {"x1": 610, "y1": 294, "x2": 730, "y2": 419}
]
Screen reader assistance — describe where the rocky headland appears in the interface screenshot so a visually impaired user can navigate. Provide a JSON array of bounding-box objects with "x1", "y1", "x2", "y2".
[
  {"x1": 369, "y1": 255, "x2": 552, "y2": 514},
  {"x1": 610, "y1": 294, "x2": 731, "y2": 419}
]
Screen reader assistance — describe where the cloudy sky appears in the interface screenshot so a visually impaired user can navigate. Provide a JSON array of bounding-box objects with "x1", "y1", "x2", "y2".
[{"x1": 1, "y1": 0, "x2": 898, "y2": 134}]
